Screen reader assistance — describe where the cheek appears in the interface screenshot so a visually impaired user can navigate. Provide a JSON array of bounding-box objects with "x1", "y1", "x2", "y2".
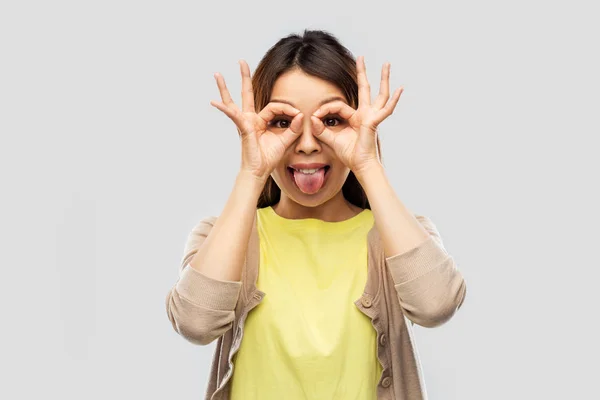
[
  {"x1": 330, "y1": 166, "x2": 351, "y2": 187},
  {"x1": 269, "y1": 167, "x2": 287, "y2": 189}
]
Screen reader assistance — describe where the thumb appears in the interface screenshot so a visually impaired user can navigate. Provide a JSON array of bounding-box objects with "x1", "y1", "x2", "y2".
[
  {"x1": 278, "y1": 112, "x2": 304, "y2": 149},
  {"x1": 310, "y1": 116, "x2": 335, "y2": 146}
]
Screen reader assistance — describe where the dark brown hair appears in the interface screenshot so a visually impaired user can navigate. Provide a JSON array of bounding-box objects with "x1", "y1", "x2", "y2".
[{"x1": 252, "y1": 29, "x2": 383, "y2": 209}]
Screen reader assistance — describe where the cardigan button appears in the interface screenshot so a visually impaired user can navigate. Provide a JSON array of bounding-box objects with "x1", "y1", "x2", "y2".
[
  {"x1": 379, "y1": 333, "x2": 387, "y2": 346},
  {"x1": 381, "y1": 376, "x2": 392, "y2": 388},
  {"x1": 253, "y1": 292, "x2": 262, "y2": 300},
  {"x1": 361, "y1": 295, "x2": 372, "y2": 308}
]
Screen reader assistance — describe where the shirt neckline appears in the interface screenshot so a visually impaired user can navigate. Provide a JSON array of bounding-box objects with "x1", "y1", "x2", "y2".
[{"x1": 261, "y1": 205, "x2": 372, "y2": 233}]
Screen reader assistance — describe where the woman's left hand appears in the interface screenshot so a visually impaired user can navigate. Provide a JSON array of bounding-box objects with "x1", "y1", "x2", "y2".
[{"x1": 311, "y1": 56, "x2": 403, "y2": 176}]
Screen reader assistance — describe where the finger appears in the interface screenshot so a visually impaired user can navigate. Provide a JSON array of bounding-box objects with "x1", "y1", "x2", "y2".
[
  {"x1": 210, "y1": 100, "x2": 239, "y2": 121},
  {"x1": 373, "y1": 62, "x2": 391, "y2": 109},
  {"x1": 310, "y1": 115, "x2": 336, "y2": 147},
  {"x1": 258, "y1": 102, "x2": 301, "y2": 122},
  {"x1": 312, "y1": 100, "x2": 356, "y2": 121},
  {"x1": 214, "y1": 73, "x2": 237, "y2": 110},
  {"x1": 377, "y1": 87, "x2": 403, "y2": 121},
  {"x1": 278, "y1": 112, "x2": 305, "y2": 148},
  {"x1": 239, "y1": 60, "x2": 256, "y2": 113},
  {"x1": 310, "y1": 114, "x2": 325, "y2": 137},
  {"x1": 288, "y1": 112, "x2": 305, "y2": 134},
  {"x1": 357, "y1": 56, "x2": 371, "y2": 107}
]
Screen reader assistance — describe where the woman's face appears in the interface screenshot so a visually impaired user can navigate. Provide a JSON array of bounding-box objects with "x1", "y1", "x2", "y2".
[{"x1": 268, "y1": 68, "x2": 351, "y2": 207}]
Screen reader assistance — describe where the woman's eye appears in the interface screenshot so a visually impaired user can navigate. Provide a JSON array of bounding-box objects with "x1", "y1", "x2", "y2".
[
  {"x1": 323, "y1": 116, "x2": 343, "y2": 127},
  {"x1": 269, "y1": 118, "x2": 290, "y2": 129}
]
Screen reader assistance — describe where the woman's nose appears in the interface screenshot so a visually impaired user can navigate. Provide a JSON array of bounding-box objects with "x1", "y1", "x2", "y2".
[{"x1": 294, "y1": 116, "x2": 322, "y2": 154}]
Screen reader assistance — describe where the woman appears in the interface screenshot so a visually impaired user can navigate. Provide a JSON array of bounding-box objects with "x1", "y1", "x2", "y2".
[{"x1": 166, "y1": 29, "x2": 467, "y2": 400}]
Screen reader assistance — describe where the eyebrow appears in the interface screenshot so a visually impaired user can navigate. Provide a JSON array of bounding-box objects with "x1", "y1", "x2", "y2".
[{"x1": 269, "y1": 96, "x2": 347, "y2": 108}]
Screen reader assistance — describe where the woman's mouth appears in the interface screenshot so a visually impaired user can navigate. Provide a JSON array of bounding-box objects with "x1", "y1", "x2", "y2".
[{"x1": 286, "y1": 165, "x2": 331, "y2": 194}]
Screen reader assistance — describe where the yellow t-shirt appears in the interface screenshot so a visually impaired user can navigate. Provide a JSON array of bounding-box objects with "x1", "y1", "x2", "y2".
[{"x1": 230, "y1": 205, "x2": 382, "y2": 399}]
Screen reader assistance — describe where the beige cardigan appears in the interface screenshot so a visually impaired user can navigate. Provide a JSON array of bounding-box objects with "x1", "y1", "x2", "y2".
[{"x1": 166, "y1": 210, "x2": 467, "y2": 400}]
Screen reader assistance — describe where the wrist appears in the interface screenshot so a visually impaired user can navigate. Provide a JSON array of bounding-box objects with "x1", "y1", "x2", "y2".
[
  {"x1": 237, "y1": 169, "x2": 269, "y2": 190},
  {"x1": 353, "y1": 161, "x2": 384, "y2": 183}
]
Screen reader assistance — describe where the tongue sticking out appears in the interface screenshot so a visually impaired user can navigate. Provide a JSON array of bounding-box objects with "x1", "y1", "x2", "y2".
[{"x1": 293, "y1": 168, "x2": 326, "y2": 194}]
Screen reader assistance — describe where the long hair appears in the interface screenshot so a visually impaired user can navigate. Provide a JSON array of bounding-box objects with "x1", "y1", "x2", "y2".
[{"x1": 252, "y1": 29, "x2": 384, "y2": 209}]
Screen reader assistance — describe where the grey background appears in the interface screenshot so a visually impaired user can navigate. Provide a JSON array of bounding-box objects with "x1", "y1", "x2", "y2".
[{"x1": 1, "y1": 0, "x2": 598, "y2": 398}]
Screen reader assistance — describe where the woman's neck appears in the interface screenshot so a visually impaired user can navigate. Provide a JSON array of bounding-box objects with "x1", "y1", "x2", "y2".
[{"x1": 271, "y1": 192, "x2": 363, "y2": 222}]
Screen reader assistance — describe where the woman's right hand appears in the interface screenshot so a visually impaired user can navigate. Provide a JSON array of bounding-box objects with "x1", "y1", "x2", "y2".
[{"x1": 210, "y1": 60, "x2": 304, "y2": 181}]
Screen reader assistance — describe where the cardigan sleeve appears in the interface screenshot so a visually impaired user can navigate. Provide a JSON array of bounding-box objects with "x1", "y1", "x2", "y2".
[
  {"x1": 385, "y1": 215, "x2": 467, "y2": 328},
  {"x1": 165, "y1": 216, "x2": 242, "y2": 345}
]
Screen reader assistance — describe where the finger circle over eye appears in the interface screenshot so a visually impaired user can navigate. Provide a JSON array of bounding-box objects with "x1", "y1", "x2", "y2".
[
  {"x1": 313, "y1": 101, "x2": 355, "y2": 120},
  {"x1": 310, "y1": 115, "x2": 324, "y2": 128},
  {"x1": 258, "y1": 102, "x2": 301, "y2": 122},
  {"x1": 288, "y1": 112, "x2": 304, "y2": 133}
]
